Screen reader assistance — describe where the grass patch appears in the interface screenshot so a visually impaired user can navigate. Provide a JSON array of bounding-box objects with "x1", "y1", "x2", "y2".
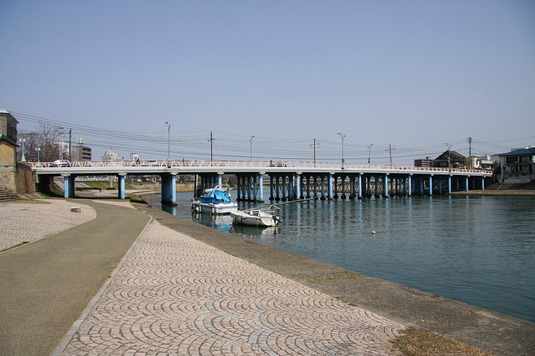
[
  {"x1": 1, "y1": 241, "x2": 29, "y2": 253},
  {"x1": 81, "y1": 181, "x2": 136, "y2": 190},
  {"x1": 301, "y1": 273, "x2": 357, "y2": 282},
  {"x1": 392, "y1": 327, "x2": 492, "y2": 356}
]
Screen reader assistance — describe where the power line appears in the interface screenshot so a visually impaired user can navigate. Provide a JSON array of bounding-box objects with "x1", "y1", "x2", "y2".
[{"x1": 12, "y1": 111, "x2": 532, "y2": 163}]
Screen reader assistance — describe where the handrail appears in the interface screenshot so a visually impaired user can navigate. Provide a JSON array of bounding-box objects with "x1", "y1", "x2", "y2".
[{"x1": 27, "y1": 160, "x2": 493, "y2": 175}]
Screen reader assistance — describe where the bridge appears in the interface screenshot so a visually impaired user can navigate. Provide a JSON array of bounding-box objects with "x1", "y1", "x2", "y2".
[{"x1": 30, "y1": 160, "x2": 493, "y2": 205}]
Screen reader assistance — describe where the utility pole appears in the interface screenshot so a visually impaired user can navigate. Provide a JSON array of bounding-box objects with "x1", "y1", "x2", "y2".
[
  {"x1": 165, "y1": 121, "x2": 171, "y2": 167},
  {"x1": 367, "y1": 143, "x2": 373, "y2": 164},
  {"x1": 445, "y1": 143, "x2": 452, "y2": 171},
  {"x1": 311, "y1": 138, "x2": 320, "y2": 167},
  {"x1": 337, "y1": 132, "x2": 346, "y2": 169},
  {"x1": 249, "y1": 136, "x2": 255, "y2": 162},
  {"x1": 388, "y1": 144, "x2": 394, "y2": 166},
  {"x1": 68, "y1": 128, "x2": 72, "y2": 161},
  {"x1": 209, "y1": 131, "x2": 214, "y2": 162},
  {"x1": 468, "y1": 137, "x2": 472, "y2": 168}
]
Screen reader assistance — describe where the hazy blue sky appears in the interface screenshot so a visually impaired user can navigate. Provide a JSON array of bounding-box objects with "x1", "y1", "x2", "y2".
[{"x1": 1, "y1": 0, "x2": 534, "y2": 164}]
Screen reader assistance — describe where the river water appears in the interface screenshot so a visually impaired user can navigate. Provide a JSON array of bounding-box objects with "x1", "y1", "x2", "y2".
[{"x1": 155, "y1": 192, "x2": 535, "y2": 323}]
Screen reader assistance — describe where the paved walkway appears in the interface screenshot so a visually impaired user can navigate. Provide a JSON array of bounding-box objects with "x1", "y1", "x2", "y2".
[
  {"x1": 1, "y1": 199, "x2": 404, "y2": 355},
  {"x1": 0, "y1": 199, "x2": 96, "y2": 251},
  {"x1": 59, "y1": 219, "x2": 404, "y2": 355},
  {"x1": 0, "y1": 200, "x2": 151, "y2": 356}
]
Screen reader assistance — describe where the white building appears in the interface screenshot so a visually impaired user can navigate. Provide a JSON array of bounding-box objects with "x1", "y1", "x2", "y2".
[{"x1": 102, "y1": 149, "x2": 123, "y2": 162}]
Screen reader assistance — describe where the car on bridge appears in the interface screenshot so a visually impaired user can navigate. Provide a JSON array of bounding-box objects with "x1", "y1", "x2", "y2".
[{"x1": 49, "y1": 160, "x2": 71, "y2": 167}]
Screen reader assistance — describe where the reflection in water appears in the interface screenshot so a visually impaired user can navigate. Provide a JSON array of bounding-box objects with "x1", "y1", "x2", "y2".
[{"x1": 156, "y1": 192, "x2": 535, "y2": 323}]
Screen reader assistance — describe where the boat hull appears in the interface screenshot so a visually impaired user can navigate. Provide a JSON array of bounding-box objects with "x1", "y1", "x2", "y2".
[
  {"x1": 191, "y1": 201, "x2": 238, "y2": 215},
  {"x1": 231, "y1": 210, "x2": 279, "y2": 227}
]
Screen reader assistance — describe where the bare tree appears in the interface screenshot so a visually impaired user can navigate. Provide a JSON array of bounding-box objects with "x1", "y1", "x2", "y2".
[{"x1": 18, "y1": 123, "x2": 63, "y2": 162}]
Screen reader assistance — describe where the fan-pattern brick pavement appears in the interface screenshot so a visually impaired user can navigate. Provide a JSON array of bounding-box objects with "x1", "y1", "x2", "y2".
[
  {"x1": 61, "y1": 220, "x2": 405, "y2": 355},
  {"x1": 0, "y1": 200, "x2": 95, "y2": 251}
]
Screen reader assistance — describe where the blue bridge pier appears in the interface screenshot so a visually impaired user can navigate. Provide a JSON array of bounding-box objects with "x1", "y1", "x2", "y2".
[
  {"x1": 32, "y1": 161, "x2": 492, "y2": 204},
  {"x1": 217, "y1": 171, "x2": 487, "y2": 202}
]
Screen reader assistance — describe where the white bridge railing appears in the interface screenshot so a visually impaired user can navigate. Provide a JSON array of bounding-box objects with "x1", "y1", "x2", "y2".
[{"x1": 27, "y1": 160, "x2": 492, "y2": 175}]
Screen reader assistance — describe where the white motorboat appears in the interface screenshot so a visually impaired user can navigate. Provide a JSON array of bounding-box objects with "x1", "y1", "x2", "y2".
[
  {"x1": 191, "y1": 186, "x2": 238, "y2": 215},
  {"x1": 231, "y1": 207, "x2": 280, "y2": 227}
]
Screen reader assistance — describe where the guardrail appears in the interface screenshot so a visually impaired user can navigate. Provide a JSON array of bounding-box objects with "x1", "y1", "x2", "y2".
[{"x1": 27, "y1": 160, "x2": 492, "y2": 175}]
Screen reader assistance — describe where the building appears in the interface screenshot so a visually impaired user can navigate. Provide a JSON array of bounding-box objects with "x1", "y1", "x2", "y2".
[
  {"x1": 0, "y1": 110, "x2": 18, "y2": 164},
  {"x1": 71, "y1": 144, "x2": 92, "y2": 161},
  {"x1": 102, "y1": 149, "x2": 123, "y2": 162},
  {"x1": 414, "y1": 157, "x2": 433, "y2": 168},
  {"x1": 0, "y1": 110, "x2": 34, "y2": 195},
  {"x1": 470, "y1": 154, "x2": 494, "y2": 171},
  {"x1": 432, "y1": 150, "x2": 467, "y2": 169},
  {"x1": 0, "y1": 110, "x2": 19, "y2": 192},
  {"x1": 497, "y1": 146, "x2": 535, "y2": 184}
]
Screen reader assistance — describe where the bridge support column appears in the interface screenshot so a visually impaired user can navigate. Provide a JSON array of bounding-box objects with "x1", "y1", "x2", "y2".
[
  {"x1": 248, "y1": 175, "x2": 253, "y2": 200},
  {"x1": 408, "y1": 175, "x2": 413, "y2": 197},
  {"x1": 236, "y1": 176, "x2": 242, "y2": 201},
  {"x1": 161, "y1": 173, "x2": 177, "y2": 205},
  {"x1": 320, "y1": 176, "x2": 326, "y2": 200},
  {"x1": 419, "y1": 177, "x2": 424, "y2": 196},
  {"x1": 295, "y1": 173, "x2": 301, "y2": 200},
  {"x1": 448, "y1": 175, "x2": 452, "y2": 194},
  {"x1": 481, "y1": 177, "x2": 485, "y2": 190},
  {"x1": 288, "y1": 175, "x2": 294, "y2": 200},
  {"x1": 251, "y1": 175, "x2": 257, "y2": 201},
  {"x1": 429, "y1": 175, "x2": 433, "y2": 196},
  {"x1": 275, "y1": 176, "x2": 280, "y2": 201},
  {"x1": 62, "y1": 173, "x2": 75, "y2": 199},
  {"x1": 118, "y1": 173, "x2": 126, "y2": 199},
  {"x1": 269, "y1": 175, "x2": 274, "y2": 200},
  {"x1": 358, "y1": 174, "x2": 363, "y2": 199},
  {"x1": 383, "y1": 174, "x2": 389, "y2": 198},
  {"x1": 257, "y1": 172, "x2": 265, "y2": 203},
  {"x1": 281, "y1": 175, "x2": 288, "y2": 201},
  {"x1": 328, "y1": 174, "x2": 334, "y2": 199}
]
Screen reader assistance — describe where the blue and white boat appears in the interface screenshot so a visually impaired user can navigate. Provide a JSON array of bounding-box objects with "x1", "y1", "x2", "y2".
[{"x1": 191, "y1": 186, "x2": 238, "y2": 215}]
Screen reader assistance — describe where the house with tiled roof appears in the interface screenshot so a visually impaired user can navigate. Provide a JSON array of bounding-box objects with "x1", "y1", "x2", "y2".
[{"x1": 432, "y1": 150, "x2": 467, "y2": 169}]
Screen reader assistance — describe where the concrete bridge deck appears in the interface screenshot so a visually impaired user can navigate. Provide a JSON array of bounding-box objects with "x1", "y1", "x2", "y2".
[{"x1": 30, "y1": 160, "x2": 493, "y2": 204}]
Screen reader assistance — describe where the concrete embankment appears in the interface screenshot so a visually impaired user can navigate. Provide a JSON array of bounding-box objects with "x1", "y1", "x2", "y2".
[
  {"x1": 451, "y1": 189, "x2": 535, "y2": 196},
  {"x1": 138, "y1": 203, "x2": 535, "y2": 356}
]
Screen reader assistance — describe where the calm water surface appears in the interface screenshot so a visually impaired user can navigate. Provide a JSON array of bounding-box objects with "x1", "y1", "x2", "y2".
[{"x1": 158, "y1": 193, "x2": 535, "y2": 323}]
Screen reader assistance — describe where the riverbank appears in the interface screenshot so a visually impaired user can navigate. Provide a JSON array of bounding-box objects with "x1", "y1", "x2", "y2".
[
  {"x1": 2, "y1": 198, "x2": 534, "y2": 355},
  {"x1": 139, "y1": 202, "x2": 535, "y2": 356},
  {"x1": 451, "y1": 189, "x2": 535, "y2": 196}
]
